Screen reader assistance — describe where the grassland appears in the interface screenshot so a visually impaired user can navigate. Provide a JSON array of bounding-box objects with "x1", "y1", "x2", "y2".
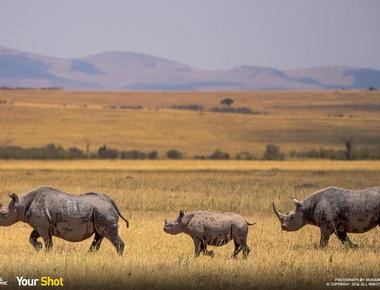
[
  {"x1": 0, "y1": 90, "x2": 379, "y2": 157},
  {"x1": 0, "y1": 90, "x2": 379, "y2": 289},
  {"x1": 0, "y1": 162, "x2": 380, "y2": 289}
]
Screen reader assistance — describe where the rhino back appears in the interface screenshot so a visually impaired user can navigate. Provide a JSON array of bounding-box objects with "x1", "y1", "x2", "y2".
[
  {"x1": 312, "y1": 187, "x2": 380, "y2": 232},
  {"x1": 25, "y1": 187, "x2": 115, "y2": 222},
  {"x1": 184, "y1": 211, "x2": 247, "y2": 239}
]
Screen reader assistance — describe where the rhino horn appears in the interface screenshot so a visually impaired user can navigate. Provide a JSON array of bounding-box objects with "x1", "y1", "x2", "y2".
[
  {"x1": 8, "y1": 192, "x2": 18, "y2": 203},
  {"x1": 272, "y1": 202, "x2": 283, "y2": 220}
]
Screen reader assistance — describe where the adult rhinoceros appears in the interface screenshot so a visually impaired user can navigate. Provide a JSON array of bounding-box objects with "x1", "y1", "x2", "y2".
[
  {"x1": 273, "y1": 186, "x2": 380, "y2": 248},
  {"x1": 0, "y1": 186, "x2": 129, "y2": 255}
]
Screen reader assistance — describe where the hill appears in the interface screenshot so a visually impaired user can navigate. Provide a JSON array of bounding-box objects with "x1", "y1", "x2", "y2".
[{"x1": 1, "y1": 46, "x2": 380, "y2": 90}]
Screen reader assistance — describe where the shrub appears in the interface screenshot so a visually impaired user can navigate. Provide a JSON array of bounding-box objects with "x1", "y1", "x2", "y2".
[
  {"x1": 262, "y1": 144, "x2": 284, "y2": 160},
  {"x1": 119, "y1": 105, "x2": 143, "y2": 110},
  {"x1": 170, "y1": 104, "x2": 204, "y2": 111},
  {"x1": 120, "y1": 150, "x2": 147, "y2": 159},
  {"x1": 194, "y1": 155, "x2": 206, "y2": 159},
  {"x1": 26, "y1": 144, "x2": 67, "y2": 159},
  {"x1": 0, "y1": 146, "x2": 25, "y2": 159},
  {"x1": 208, "y1": 149, "x2": 229, "y2": 160},
  {"x1": 97, "y1": 145, "x2": 119, "y2": 159},
  {"x1": 210, "y1": 106, "x2": 256, "y2": 114},
  {"x1": 0, "y1": 144, "x2": 85, "y2": 160},
  {"x1": 166, "y1": 149, "x2": 183, "y2": 159},
  {"x1": 147, "y1": 151, "x2": 158, "y2": 160},
  {"x1": 66, "y1": 147, "x2": 87, "y2": 159},
  {"x1": 353, "y1": 147, "x2": 370, "y2": 160},
  {"x1": 293, "y1": 148, "x2": 350, "y2": 160},
  {"x1": 235, "y1": 151, "x2": 256, "y2": 160}
]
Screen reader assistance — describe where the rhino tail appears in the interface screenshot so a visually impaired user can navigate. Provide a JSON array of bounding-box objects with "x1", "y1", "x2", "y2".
[
  {"x1": 111, "y1": 200, "x2": 129, "y2": 228},
  {"x1": 245, "y1": 220, "x2": 256, "y2": 226}
]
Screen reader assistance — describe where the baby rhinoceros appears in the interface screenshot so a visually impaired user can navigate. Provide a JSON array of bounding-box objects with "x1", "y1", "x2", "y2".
[
  {"x1": 164, "y1": 210, "x2": 255, "y2": 258},
  {"x1": 0, "y1": 186, "x2": 129, "y2": 255}
]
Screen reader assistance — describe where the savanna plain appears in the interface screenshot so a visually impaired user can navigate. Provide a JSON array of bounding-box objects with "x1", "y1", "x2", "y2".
[{"x1": 0, "y1": 90, "x2": 380, "y2": 289}]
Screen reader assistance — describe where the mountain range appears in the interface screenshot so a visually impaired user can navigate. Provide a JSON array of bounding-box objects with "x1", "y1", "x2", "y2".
[{"x1": 1, "y1": 46, "x2": 379, "y2": 90}]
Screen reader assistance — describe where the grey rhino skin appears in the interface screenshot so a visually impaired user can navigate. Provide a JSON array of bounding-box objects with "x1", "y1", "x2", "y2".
[
  {"x1": 273, "y1": 186, "x2": 380, "y2": 248},
  {"x1": 164, "y1": 210, "x2": 255, "y2": 258},
  {"x1": 0, "y1": 186, "x2": 129, "y2": 255}
]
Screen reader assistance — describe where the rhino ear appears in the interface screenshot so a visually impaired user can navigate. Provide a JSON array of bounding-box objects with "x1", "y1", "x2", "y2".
[
  {"x1": 179, "y1": 210, "x2": 185, "y2": 218},
  {"x1": 292, "y1": 198, "x2": 303, "y2": 208},
  {"x1": 9, "y1": 192, "x2": 19, "y2": 203}
]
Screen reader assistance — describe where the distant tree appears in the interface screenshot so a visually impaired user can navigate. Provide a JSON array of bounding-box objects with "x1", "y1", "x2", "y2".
[
  {"x1": 262, "y1": 144, "x2": 284, "y2": 160},
  {"x1": 85, "y1": 138, "x2": 90, "y2": 156},
  {"x1": 220, "y1": 98, "x2": 234, "y2": 107},
  {"x1": 368, "y1": 86, "x2": 376, "y2": 91},
  {"x1": 343, "y1": 136, "x2": 353, "y2": 160}
]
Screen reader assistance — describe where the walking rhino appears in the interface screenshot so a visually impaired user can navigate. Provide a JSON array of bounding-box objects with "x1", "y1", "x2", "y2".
[
  {"x1": 273, "y1": 186, "x2": 380, "y2": 248},
  {"x1": 164, "y1": 210, "x2": 255, "y2": 258},
  {"x1": 0, "y1": 186, "x2": 129, "y2": 255}
]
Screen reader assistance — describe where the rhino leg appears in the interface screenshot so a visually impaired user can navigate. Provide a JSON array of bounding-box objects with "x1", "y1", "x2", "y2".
[
  {"x1": 96, "y1": 225, "x2": 124, "y2": 255},
  {"x1": 200, "y1": 239, "x2": 214, "y2": 257},
  {"x1": 319, "y1": 225, "x2": 333, "y2": 248},
  {"x1": 110, "y1": 234, "x2": 125, "y2": 256},
  {"x1": 231, "y1": 239, "x2": 250, "y2": 259},
  {"x1": 35, "y1": 227, "x2": 53, "y2": 251},
  {"x1": 335, "y1": 231, "x2": 358, "y2": 248},
  {"x1": 88, "y1": 231, "x2": 104, "y2": 252},
  {"x1": 93, "y1": 212, "x2": 125, "y2": 256},
  {"x1": 231, "y1": 240, "x2": 242, "y2": 258},
  {"x1": 42, "y1": 235, "x2": 53, "y2": 251},
  {"x1": 97, "y1": 226, "x2": 124, "y2": 256},
  {"x1": 192, "y1": 238, "x2": 202, "y2": 257},
  {"x1": 242, "y1": 242, "x2": 251, "y2": 259},
  {"x1": 29, "y1": 230, "x2": 43, "y2": 251}
]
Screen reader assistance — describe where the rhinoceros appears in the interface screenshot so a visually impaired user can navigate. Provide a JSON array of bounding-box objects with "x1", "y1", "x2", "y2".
[
  {"x1": 272, "y1": 186, "x2": 380, "y2": 248},
  {"x1": 164, "y1": 210, "x2": 255, "y2": 258},
  {"x1": 0, "y1": 186, "x2": 129, "y2": 255}
]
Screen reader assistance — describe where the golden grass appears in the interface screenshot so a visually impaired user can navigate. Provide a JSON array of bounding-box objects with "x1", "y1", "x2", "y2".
[
  {"x1": 0, "y1": 159, "x2": 380, "y2": 171},
  {"x1": 3, "y1": 214, "x2": 380, "y2": 290},
  {"x1": 0, "y1": 90, "x2": 379, "y2": 288},
  {"x1": 0, "y1": 165, "x2": 379, "y2": 289},
  {"x1": 0, "y1": 90, "x2": 379, "y2": 156}
]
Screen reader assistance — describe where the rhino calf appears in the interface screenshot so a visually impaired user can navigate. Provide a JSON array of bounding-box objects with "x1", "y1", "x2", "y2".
[
  {"x1": 164, "y1": 210, "x2": 255, "y2": 258},
  {"x1": 0, "y1": 186, "x2": 129, "y2": 255},
  {"x1": 273, "y1": 186, "x2": 380, "y2": 248}
]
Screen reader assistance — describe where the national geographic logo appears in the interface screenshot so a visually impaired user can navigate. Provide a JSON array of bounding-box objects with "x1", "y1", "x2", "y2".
[
  {"x1": 16, "y1": 276, "x2": 64, "y2": 287},
  {"x1": 0, "y1": 278, "x2": 8, "y2": 286}
]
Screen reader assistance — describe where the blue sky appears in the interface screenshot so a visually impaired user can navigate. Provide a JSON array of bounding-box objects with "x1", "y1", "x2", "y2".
[{"x1": 0, "y1": 0, "x2": 379, "y2": 70}]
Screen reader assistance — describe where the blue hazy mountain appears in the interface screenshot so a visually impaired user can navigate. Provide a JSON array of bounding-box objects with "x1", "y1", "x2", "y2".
[{"x1": 0, "y1": 46, "x2": 379, "y2": 90}]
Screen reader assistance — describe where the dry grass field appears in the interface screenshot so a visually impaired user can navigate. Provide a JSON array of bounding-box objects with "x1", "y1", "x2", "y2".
[
  {"x1": 0, "y1": 90, "x2": 379, "y2": 156},
  {"x1": 0, "y1": 161, "x2": 380, "y2": 289},
  {"x1": 0, "y1": 90, "x2": 379, "y2": 289}
]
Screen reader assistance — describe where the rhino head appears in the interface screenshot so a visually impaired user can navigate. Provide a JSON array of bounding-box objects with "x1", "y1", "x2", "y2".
[
  {"x1": 0, "y1": 192, "x2": 20, "y2": 227},
  {"x1": 272, "y1": 199, "x2": 305, "y2": 231},
  {"x1": 164, "y1": 210, "x2": 186, "y2": 235}
]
